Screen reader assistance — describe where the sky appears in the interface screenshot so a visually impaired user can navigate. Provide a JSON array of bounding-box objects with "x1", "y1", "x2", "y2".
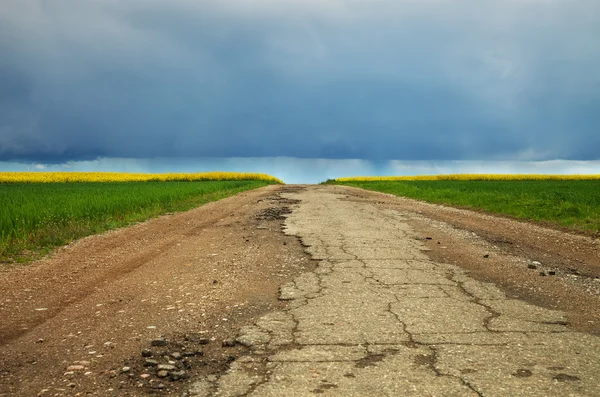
[{"x1": 1, "y1": 0, "x2": 599, "y2": 182}]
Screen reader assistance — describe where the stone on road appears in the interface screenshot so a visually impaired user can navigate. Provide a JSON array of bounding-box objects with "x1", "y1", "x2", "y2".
[{"x1": 187, "y1": 186, "x2": 600, "y2": 397}]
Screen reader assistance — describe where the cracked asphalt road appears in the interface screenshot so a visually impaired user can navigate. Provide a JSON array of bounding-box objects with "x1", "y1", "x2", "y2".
[{"x1": 186, "y1": 186, "x2": 600, "y2": 397}]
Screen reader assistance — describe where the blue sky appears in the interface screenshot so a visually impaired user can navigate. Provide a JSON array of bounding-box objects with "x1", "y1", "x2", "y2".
[{"x1": 1, "y1": 0, "x2": 599, "y2": 182}]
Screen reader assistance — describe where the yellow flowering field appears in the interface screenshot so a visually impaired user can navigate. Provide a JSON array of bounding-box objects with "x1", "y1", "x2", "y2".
[
  {"x1": 336, "y1": 174, "x2": 600, "y2": 182},
  {"x1": 0, "y1": 171, "x2": 283, "y2": 184}
]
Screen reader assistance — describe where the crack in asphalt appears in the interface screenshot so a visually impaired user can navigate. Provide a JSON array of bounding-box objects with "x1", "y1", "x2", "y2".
[{"x1": 448, "y1": 272, "x2": 502, "y2": 332}]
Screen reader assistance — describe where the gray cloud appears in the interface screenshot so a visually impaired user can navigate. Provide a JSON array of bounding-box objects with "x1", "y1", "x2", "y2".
[{"x1": 1, "y1": 0, "x2": 599, "y2": 162}]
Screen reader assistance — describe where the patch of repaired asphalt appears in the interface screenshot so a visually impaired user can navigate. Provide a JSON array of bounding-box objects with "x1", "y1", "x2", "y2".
[{"x1": 185, "y1": 186, "x2": 600, "y2": 397}]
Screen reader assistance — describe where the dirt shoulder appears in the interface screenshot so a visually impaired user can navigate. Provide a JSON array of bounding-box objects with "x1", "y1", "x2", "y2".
[
  {"x1": 338, "y1": 186, "x2": 600, "y2": 335},
  {"x1": 0, "y1": 185, "x2": 315, "y2": 397}
]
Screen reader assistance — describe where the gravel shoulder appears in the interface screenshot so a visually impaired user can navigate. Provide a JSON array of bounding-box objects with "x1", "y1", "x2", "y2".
[{"x1": 0, "y1": 185, "x2": 315, "y2": 396}]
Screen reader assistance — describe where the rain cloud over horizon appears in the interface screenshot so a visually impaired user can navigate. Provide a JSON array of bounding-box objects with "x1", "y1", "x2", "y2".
[{"x1": 1, "y1": 0, "x2": 599, "y2": 163}]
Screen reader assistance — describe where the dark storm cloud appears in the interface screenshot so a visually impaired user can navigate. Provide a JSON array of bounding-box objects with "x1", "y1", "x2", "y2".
[{"x1": 1, "y1": 0, "x2": 599, "y2": 162}]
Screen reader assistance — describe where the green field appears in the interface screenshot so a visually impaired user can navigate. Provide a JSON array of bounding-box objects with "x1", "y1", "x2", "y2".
[
  {"x1": 328, "y1": 180, "x2": 600, "y2": 234},
  {"x1": 0, "y1": 180, "x2": 271, "y2": 262}
]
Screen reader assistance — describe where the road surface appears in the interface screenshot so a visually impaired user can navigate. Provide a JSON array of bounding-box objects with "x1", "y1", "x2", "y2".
[{"x1": 187, "y1": 186, "x2": 600, "y2": 397}]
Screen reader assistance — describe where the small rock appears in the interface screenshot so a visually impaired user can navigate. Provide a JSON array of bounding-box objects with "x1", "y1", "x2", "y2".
[
  {"x1": 184, "y1": 333, "x2": 210, "y2": 344},
  {"x1": 157, "y1": 370, "x2": 169, "y2": 378},
  {"x1": 528, "y1": 264, "x2": 538, "y2": 270},
  {"x1": 170, "y1": 370, "x2": 187, "y2": 381},
  {"x1": 153, "y1": 382, "x2": 166, "y2": 389},
  {"x1": 157, "y1": 364, "x2": 176, "y2": 371},
  {"x1": 120, "y1": 367, "x2": 131, "y2": 373},
  {"x1": 36, "y1": 338, "x2": 44, "y2": 343},
  {"x1": 181, "y1": 359, "x2": 193, "y2": 369},
  {"x1": 182, "y1": 351, "x2": 203, "y2": 357},
  {"x1": 170, "y1": 352, "x2": 182, "y2": 360},
  {"x1": 539, "y1": 271, "x2": 547, "y2": 276},
  {"x1": 144, "y1": 359, "x2": 159, "y2": 367},
  {"x1": 532, "y1": 261, "x2": 541, "y2": 265},
  {"x1": 67, "y1": 383, "x2": 76, "y2": 388},
  {"x1": 548, "y1": 271, "x2": 556, "y2": 276},
  {"x1": 75, "y1": 361, "x2": 91, "y2": 366},
  {"x1": 141, "y1": 349, "x2": 153, "y2": 357},
  {"x1": 151, "y1": 338, "x2": 167, "y2": 347},
  {"x1": 222, "y1": 339, "x2": 236, "y2": 347},
  {"x1": 140, "y1": 373, "x2": 151, "y2": 379},
  {"x1": 225, "y1": 355, "x2": 236, "y2": 363},
  {"x1": 513, "y1": 369, "x2": 533, "y2": 378},
  {"x1": 483, "y1": 254, "x2": 489, "y2": 258},
  {"x1": 66, "y1": 365, "x2": 85, "y2": 371}
]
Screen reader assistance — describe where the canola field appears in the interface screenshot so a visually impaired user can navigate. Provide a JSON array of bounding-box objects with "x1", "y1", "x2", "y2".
[
  {"x1": 0, "y1": 172, "x2": 281, "y2": 262},
  {"x1": 335, "y1": 174, "x2": 600, "y2": 182},
  {"x1": 328, "y1": 175, "x2": 600, "y2": 234},
  {"x1": 0, "y1": 171, "x2": 283, "y2": 184}
]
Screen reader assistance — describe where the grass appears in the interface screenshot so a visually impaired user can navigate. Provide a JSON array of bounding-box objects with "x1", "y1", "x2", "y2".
[
  {"x1": 327, "y1": 180, "x2": 600, "y2": 234},
  {"x1": 0, "y1": 180, "x2": 272, "y2": 263}
]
